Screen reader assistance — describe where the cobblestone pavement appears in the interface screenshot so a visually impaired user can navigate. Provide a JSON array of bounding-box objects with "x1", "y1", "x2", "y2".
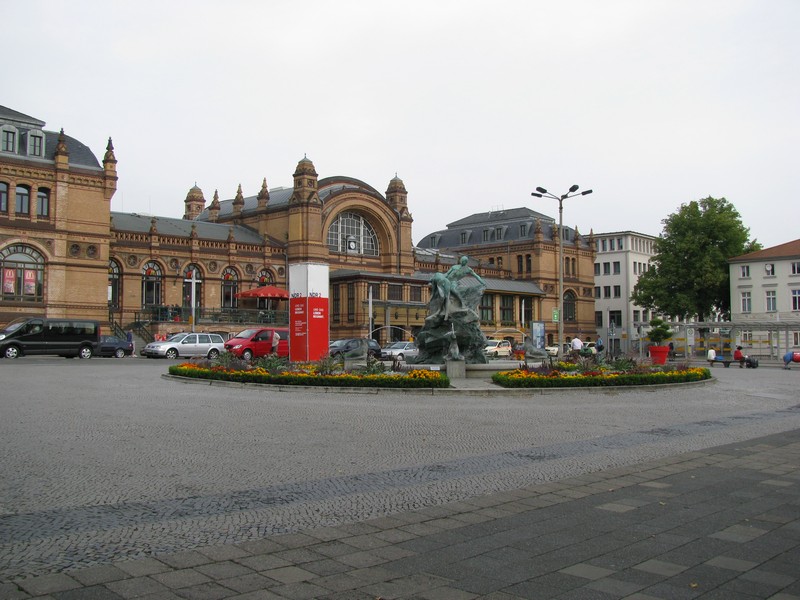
[{"x1": 0, "y1": 358, "x2": 798, "y2": 598}]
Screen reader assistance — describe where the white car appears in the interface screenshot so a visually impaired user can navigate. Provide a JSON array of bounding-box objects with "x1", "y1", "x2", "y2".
[
  {"x1": 380, "y1": 341, "x2": 419, "y2": 361},
  {"x1": 545, "y1": 343, "x2": 570, "y2": 357},
  {"x1": 141, "y1": 332, "x2": 225, "y2": 359},
  {"x1": 484, "y1": 339, "x2": 512, "y2": 358}
]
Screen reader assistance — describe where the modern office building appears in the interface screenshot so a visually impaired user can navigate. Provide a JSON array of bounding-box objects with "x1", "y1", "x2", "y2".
[{"x1": 591, "y1": 231, "x2": 658, "y2": 354}]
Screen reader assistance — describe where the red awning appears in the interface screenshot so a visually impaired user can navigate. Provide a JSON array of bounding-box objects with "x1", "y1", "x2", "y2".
[{"x1": 234, "y1": 285, "x2": 290, "y2": 299}]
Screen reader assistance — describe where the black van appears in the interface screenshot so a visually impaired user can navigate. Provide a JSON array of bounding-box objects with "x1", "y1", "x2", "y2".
[{"x1": 0, "y1": 317, "x2": 101, "y2": 359}]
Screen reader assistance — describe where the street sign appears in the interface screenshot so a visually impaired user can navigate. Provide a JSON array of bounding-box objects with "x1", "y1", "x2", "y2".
[{"x1": 552, "y1": 308, "x2": 559, "y2": 323}]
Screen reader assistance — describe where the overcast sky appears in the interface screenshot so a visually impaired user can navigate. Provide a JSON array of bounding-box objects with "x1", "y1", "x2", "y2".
[{"x1": 5, "y1": 0, "x2": 798, "y2": 248}]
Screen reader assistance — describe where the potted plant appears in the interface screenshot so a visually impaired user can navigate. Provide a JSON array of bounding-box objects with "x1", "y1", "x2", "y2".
[{"x1": 646, "y1": 317, "x2": 673, "y2": 365}]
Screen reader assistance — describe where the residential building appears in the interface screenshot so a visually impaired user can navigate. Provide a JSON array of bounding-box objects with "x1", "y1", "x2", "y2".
[
  {"x1": 729, "y1": 239, "x2": 800, "y2": 355},
  {"x1": 592, "y1": 231, "x2": 658, "y2": 354}
]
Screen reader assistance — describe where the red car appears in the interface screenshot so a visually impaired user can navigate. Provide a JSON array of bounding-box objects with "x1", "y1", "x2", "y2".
[{"x1": 224, "y1": 328, "x2": 288, "y2": 361}]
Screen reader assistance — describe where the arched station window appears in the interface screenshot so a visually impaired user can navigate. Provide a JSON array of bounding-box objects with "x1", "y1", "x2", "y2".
[
  {"x1": 326, "y1": 211, "x2": 379, "y2": 256},
  {"x1": 182, "y1": 264, "x2": 203, "y2": 309},
  {"x1": 141, "y1": 261, "x2": 163, "y2": 307},
  {"x1": 1, "y1": 244, "x2": 45, "y2": 302},
  {"x1": 221, "y1": 267, "x2": 239, "y2": 308},
  {"x1": 108, "y1": 259, "x2": 122, "y2": 309},
  {"x1": 563, "y1": 290, "x2": 577, "y2": 322}
]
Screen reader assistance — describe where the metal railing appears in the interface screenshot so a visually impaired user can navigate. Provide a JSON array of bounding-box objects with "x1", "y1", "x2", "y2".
[{"x1": 133, "y1": 306, "x2": 289, "y2": 326}]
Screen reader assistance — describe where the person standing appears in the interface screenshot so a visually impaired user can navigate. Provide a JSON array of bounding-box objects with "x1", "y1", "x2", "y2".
[
  {"x1": 271, "y1": 329, "x2": 280, "y2": 355},
  {"x1": 570, "y1": 336, "x2": 583, "y2": 358},
  {"x1": 707, "y1": 346, "x2": 716, "y2": 362},
  {"x1": 126, "y1": 329, "x2": 135, "y2": 357}
]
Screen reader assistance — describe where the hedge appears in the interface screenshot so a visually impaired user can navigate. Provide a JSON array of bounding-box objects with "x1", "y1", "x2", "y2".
[{"x1": 492, "y1": 367, "x2": 711, "y2": 388}]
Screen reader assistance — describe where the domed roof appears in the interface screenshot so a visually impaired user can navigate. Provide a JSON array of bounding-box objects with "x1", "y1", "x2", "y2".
[
  {"x1": 386, "y1": 174, "x2": 407, "y2": 194},
  {"x1": 185, "y1": 184, "x2": 204, "y2": 201}
]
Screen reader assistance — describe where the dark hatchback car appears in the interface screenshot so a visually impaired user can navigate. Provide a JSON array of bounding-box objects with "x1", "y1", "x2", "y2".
[
  {"x1": 97, "y1": 335, "x2": 134, "y2": 358},
  {"x1": 329, "y1": 338, "x2": 381, "y2": 359}
]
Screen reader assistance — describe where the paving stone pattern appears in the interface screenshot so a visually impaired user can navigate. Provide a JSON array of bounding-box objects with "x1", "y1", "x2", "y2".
[{"x1": 0, "y1": 359, "x2": 799, "y2": 598}]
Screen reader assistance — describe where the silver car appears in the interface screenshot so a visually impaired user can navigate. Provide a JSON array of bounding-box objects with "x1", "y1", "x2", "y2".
[
  {"x1": 380, "y1": 341, "x2": 418, "y2": 361},
  {"x1": 141, "y1": 332, "x2": 225, "y2": 359}
]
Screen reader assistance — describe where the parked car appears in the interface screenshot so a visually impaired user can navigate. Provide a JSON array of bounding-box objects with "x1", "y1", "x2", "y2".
[
  {"x1": 484, "y1": 339, "x2": 512, "y2": 358},
  {"x1": 329, "y1": 338, "x2": 381, "y2": 359},
  {"x1": 0, "y1": 317, "x2": 100, "y2": 359},
  {"x1": 224, "y1": 328, "x2": 289, "y2": 360},
  {"x1": 140, "y1": 332, "x2": 225, "y2": 359},
  {"x1": 545, "y1": 343, "x2": 570, "y2": 357},
  {"x1": 380, "y1": 341, "x2": 418, "y2": 361},
  {"x1": 97, "y1": 335, "x2": 134, "y2": 358}
]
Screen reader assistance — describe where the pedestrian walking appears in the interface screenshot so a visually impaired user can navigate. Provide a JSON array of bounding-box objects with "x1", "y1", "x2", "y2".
[{"x1": 126, "y1": 329, "x2": 136, "y2": 357}]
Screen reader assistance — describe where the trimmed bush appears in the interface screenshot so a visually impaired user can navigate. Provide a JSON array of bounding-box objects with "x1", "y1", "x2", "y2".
[
  {"x1": 492, "y1": 367, "x2": 711, "y2": 388},
  {"x1": 169, "y1": 363, "x2": 450, "y2": 388}
]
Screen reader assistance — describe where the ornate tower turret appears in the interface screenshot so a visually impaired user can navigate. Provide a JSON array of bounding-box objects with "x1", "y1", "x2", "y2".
[
  {"x1": 102, "y1": 137, "x2": 118, "y2": 201},
  {"x1": 208, "y1": 190, "x2": 220, "y2": 223},
  {"x1": 183, "y1": 184, "x2": 206, "y2": 220},
  {"x1": 232, "y1": 184, "x2": 245, "y2": 219},
  {"x1": 287, "y1": 156, "x2": 325, "y2": 262},
  {"x1": 386, "y1": 174, "x2": 415, "y2": 274},
  {"x1": 257, "y1": 177, "x2": 270, "y2": 210}
]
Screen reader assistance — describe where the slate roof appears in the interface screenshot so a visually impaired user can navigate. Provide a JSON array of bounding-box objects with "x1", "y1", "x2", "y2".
[
  {"x1": 416, "y1": 206, "x2": 589, "y2": 250},
  {"x1": 0, "y1": 105, "x2": 101, "y2": 170},
  {"x1": 728, "y1": 239, "x2": 800, "y2": 262},
  {"x1": 111, "y1": 212, "x2": 270, "y2": 245},
  {"x1": 195, "y1": 175, "x2": 388, "y2": 221},
  {"x1": 330, "y1": 267, "x2": 543, "y2": 296}
]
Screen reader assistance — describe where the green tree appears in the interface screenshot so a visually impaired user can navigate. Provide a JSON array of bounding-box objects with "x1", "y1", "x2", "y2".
[{"x1": 631, "y1": 197, "x2": 760, "y2": 321}]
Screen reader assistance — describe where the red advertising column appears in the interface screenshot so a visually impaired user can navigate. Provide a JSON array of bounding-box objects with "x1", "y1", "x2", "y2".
[{"x1": 289, "y1": 263, "x2": 329, "y2": 362}]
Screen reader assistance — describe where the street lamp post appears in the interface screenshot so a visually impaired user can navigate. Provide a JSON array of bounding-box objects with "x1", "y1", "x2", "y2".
[{"x1": 531, "y1": 185, "x2": 593, "y2": 358}]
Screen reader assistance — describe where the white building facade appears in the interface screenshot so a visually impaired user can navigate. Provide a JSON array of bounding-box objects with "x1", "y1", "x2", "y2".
[
  {"x1": 729, "y1": 239, "x2": 800, "y2": 356},
  {"x1": 593, "y1": 231, "x2": 658, "y2": 354}
]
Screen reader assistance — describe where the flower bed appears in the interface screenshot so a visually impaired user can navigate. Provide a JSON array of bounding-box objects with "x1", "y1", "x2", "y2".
[
  {"x1": 169, "y1": 362, "x2": 450, "y2": 388},
  {"x1": 492, "y1": 366, "x2": 711, "y2": 388}
]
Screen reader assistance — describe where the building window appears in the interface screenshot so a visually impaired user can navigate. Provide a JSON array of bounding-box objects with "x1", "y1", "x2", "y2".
[
  {"x1": 601, "y1": 239, "x2": 607, "y2": 251},
  {"x1": 609, "y1": 310, "x2": 622, "y2": 327},
  {"x1": 347, "y1": 283, "x2": 355, "y2": 322},
  {"x1": 603, "y1": 286, "x2": 611, "y2": 298},
  {"x1": 765, "y1": 290, "x2": 777, "y2": 312},
  {"x1": 594, "y1": 263, "x2": 600, "y2": 276},
  {"x1": 571, "y1": 258, "x2": 576, "y2": 275},
  {"x1": 1, "y1": 244, "x2": 45, "y2": 302},
  {"x1": 183, "y1": 264, "x2": 205, "y2": 308},
  {"x1": 460, "y1": 231, "x2": 467, "y2": 244},
  {"x1": 564, "y1": 257, "x2": 570, "y2": 276},
  {"x1": 388, "y1": 284, "x2": 402, "y2": 301},
  {"x1": 617, "y1": 237, "x2": 623, "y2": 250},
  {"x1": 740, "y1": 265, "x2": 750, "y2": 278},
  {"x1": 741, "y1": 330, "x2": 752, "y2": 343},
  {"x1": 517, "y1": 255, "x2": 523, "y2": 274},
  {"x1": 256, "y1": 269, "x2": 274, "y2": 285},
  {"x1": 482, "y1": 229, "x2": 489, "y2": 242},
  {"x1": 326, "y1": 211, "x2": 379, "y2": 256},
  {"x1": 792, "y1": 262, "x2": 800, "y2": 275},
  {"x1": 609, "y1": 239, "x2": 615, "y2": 251},
  {"x1": 108, "y1": 259, "x2": 122, "y2": 309},
  {"x1": 594, "y1": 286, "x2": 600, "y2": 298},
  {"x1": 613, "y1": 261, "x2": 621, "y2": 275},
  {"x1": 500, "y1": 295, "x2": 514, "y2": 324},
  {"x1": 794, "y1": 332, "x2": 800, "y2": 346},
  {"x1": 36, "y1": 188, "x2": 50, "y2": 217},
  {"x1": 220, "y1": 267, "x2": 236, "y2": 309},
  {"x1": 0, "y1": 182, "x2": 7, "y2": 213},
  {"x1": 563, "y1": 291, "x2": 576, "y2": 322},
  {"x1": 793, "y1": 289, "x2": 800, "y2": 311},
  {"x1": 741, "y1": 291, "x2": 751, "y2": 313},
  {"x1": 1, "y1": 129, "x2": 16, "y2": 153},
  {"x1": 368, "y1": 282, "x2": 381, "y2": 300},
  {"x1": 15, "y1": 185, "x2": 30, "y2": 215},
  {"x1": 525, "y1": 254, "x2": 531, "y2": 273},
  {"x1": 480, "y1": 293, "x2": 494, "y2": 323},
  {"x1": 633, "y1": 309, "x2": 641, "y2": 324},
  {"x1": 141, "y1": 261, "x2": 163, "y2": 307},
  {"x1": 410, "y1": 285, "x2": 422, "y2": 302},
  {"x1": 613, "y1": 285, "x2": 621, "y2": 298},
  {"x1": 29, "y1": 134, "x2": 44, "y2": 157},
  {"x1": 331, "y1": 285, "x2": 341, "y2": 324},
  {"x1": 765, "y1": 263, "x2": 775, "y2": 276},
  {"x1": 495, "y1": 226, "x2": 502, "y2": 240},
  {"x1": 595, "y1": 311, "x2": 603, "y2": 327},
  {"x1": 603, "y1": 262, "x2": 610, "y2": 275},
  {"x1": 519, "y1": 223, "x2": 527, "y2": 237}
]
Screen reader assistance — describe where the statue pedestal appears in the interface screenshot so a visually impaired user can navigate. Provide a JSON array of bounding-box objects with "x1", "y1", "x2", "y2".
[{"x1": 445, "y1": 358, "x2": 466, "y2": 379}]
